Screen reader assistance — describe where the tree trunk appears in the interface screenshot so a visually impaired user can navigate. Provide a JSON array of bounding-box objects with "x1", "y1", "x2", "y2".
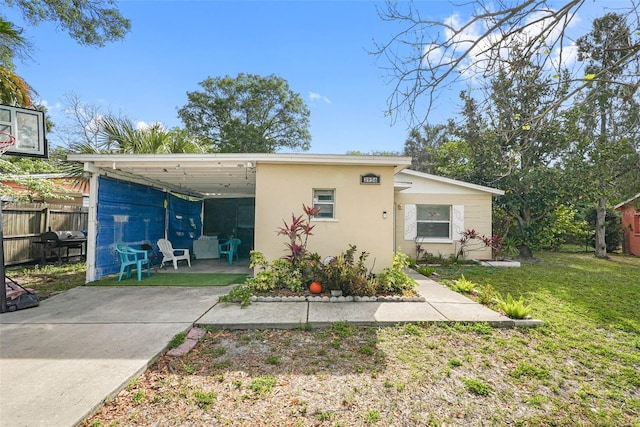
[
  {"x1": 517, "y1": 244, "x2": 535, "y2": 261},
  {"x1": 594, "y1": 196, "x2": 608, "y2": 259}
]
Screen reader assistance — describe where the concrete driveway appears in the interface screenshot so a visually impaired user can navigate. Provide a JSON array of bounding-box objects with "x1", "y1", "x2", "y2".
[{"x1": 0, "y1": 286, "x2": 227, "y2": 427}]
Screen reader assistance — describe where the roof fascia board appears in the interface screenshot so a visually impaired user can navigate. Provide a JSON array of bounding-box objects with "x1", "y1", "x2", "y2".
[
  {"x1": 614, "y1": 192, "x2": 640, "y2": 209},
  {"x1": 67, "y1": 153, "x2": 412, "y2": 172},
  {"x1": 398, "y1": 169, "x2": 505, "y2": 195}
]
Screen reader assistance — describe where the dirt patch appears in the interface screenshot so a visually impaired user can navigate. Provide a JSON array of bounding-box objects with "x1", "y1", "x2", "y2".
[{"x1": 81, "y1": 323, "x2": 637, "y2": 426}]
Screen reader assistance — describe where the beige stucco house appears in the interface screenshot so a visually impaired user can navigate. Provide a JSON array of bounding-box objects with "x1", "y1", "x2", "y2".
[
  {"x1": 394, "y1": 169, "x2": 505, "y2": 260},
  {"x1": 68, "y1": 153, "x2": 503, "y2": 282}
]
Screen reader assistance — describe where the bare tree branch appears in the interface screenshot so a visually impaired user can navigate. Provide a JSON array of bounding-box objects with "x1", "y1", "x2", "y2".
[{"x1": 372, "y1": 0, "x2": 640, "y2": 127}]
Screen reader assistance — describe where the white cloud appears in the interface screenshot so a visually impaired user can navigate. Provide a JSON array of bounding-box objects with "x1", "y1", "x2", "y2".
[
  {"x1": 135, "y1": 121, "x2": 165, "y2": 131},
  {"x1": 85, "y1": 114, "x2": 105, "y2": 135},
  {"x1": 309, "y1": 92, "x2": 331, "y2": 104},
  {"x1": 436, "y1": 7, "x2": 581, "y2": 81},
  {"x1": 37, "y1": 99, "x2": 62, "y2": 111}
]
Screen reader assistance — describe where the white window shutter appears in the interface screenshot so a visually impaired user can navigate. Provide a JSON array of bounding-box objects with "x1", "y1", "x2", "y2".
[
  {"x1": 404, "y1": 204, "x2": 417, "y2": 240},
  {"x1": 452, "y1": 205, "x2": 465, "y2": 240}
]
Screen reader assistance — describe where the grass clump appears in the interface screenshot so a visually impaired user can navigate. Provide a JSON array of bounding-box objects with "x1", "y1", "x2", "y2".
[
  {"x1": 192, "y1": 390, "x2": 217, "y2": 409},
  {"x1": 510, "y1": 362, "x2": 551, "y2": 380},
  {"x1": 332, "y1": 321, "x2": 358, "y2": 338},
  {"x1": 416, "y1": 265, "x2": 435, "y2": 277},
  {"x1": 265, "y1": 355, "x2": 281, "y2": 365},
  {"x1": 364, "y1": 409, "x2": 381, "y2": 424},
  {"x1": 463, "y1": 377, "x2": 492, "y2": 396},
  {"x1": 496, "y1": 293, "x2": 532, "y2": 319},
  {"x1": 249, "y1": 375, "x2": 277, "y2": 396},
  {"x1": 167, "y1": 332, "x2": 186, "y2": 349}
]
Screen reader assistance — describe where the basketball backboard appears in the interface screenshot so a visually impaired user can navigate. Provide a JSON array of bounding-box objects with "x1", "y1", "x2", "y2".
[{"x1": 0, "y1": 104, "x2": 48, "y2": 158}]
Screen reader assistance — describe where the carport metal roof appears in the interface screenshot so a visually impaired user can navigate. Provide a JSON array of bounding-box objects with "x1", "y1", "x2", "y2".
[{"x1": 68, "y1": 153, "x2": 412, "y2": 199}]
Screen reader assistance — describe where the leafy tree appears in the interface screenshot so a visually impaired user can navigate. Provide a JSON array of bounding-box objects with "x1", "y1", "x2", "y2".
[
  {"x1": 56, "y1": 96, "x2": 205, "y2": 155},
  {"x1": 2, "y1": 0, "x2": 130, "y2": 47},
  {"x1": 67, "y1": 116, "x2": 206, "y2": 155},
  {"x1": 402, "y1": 123, "x2": 449, "y2": 173},
  {"x1": 0, "y1": 18, "x2": 32, "y2": 105},
  {"x1": 586, "y1": 208, "x2": 623, "y2": 253},
  {"x1": 446, "y1": 55, "x2": 573, "y2": 259},
  {"x1": 570, "y1": 13, "x2": 640, "y2": 258},
  {"x1": 0, "y1": 0, "x2": 130, "y2": 105},
  {"x1": 177, "y1": 74, "x2": 311, "y2": 153},
  {"x1": 538, "y1": 205, "x2": 591, "y2": 250}
]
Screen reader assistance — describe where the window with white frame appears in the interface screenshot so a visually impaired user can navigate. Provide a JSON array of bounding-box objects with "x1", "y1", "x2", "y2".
[
  {"x1": 404, "y1": 204, "x2": 464, "y2": 242},
  {"x1": 416, "y1": 205, "x2": 451, "y2": 239},
  {"x1": 313, "y1": 189, "x2": 335, "y2": 219}
]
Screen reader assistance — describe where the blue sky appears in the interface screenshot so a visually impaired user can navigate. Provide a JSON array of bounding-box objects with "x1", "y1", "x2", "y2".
[{"x1": 6, "y1": 0, "x2": 621, "y2": 154}]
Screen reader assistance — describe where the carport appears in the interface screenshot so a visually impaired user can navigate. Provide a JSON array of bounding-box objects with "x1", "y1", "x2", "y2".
[{"x1": 68, "y1": 153, "x2": 260, "y2": 282}]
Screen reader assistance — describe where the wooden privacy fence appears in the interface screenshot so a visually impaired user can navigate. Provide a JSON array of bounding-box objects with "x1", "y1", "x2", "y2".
[{"x1": 2, "y1": 202, "x2": 89, "y2": 265}]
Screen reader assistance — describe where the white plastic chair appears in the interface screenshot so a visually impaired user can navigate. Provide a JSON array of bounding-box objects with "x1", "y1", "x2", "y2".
[{"x1": 157, "y1": 238, "x2": 191, "y2": 269}]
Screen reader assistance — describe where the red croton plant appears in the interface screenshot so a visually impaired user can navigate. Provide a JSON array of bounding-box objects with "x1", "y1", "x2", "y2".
[
  {"x1": 276, "y1": 204, "x2": 321, "y2": 267},
  {"x1": 457, "y1": 229, "x2": 507, "y2": 260}
]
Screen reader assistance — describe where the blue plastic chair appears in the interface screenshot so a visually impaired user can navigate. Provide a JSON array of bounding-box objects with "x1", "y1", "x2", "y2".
[
  {"x1": 218, "y1": 238, "x2": 241, "y2": 265},
  {"x1": 116, "y1": 244, "x2": 151, "y2": 281}
]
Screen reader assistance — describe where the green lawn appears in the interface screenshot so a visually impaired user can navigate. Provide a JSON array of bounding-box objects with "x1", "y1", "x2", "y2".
[
  {"x1": 430, "y1": 252, "x2": 640, "y2": 425},
  {"x1": 436, "y1": 251, "x2": 639, "y2": 333},
  {"x1": 89, "y1": 272, "x2": 248, "y2": 287},
  {"x1": 5, "y1": 264, "x2": 247, "y2": 298}
]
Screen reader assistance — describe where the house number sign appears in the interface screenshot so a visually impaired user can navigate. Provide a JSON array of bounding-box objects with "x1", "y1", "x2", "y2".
[{"x1": 360, "y1": 173, "x2": 381, "y2": 185}]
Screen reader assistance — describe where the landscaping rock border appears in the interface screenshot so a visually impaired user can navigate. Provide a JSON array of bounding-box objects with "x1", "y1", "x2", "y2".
[{"x1": 250, "y1": 294, "x2": 426, "y2": 303}]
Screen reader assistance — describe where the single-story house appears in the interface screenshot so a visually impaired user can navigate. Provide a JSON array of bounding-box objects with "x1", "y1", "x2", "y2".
[
  {"x1": 615, "y1": 193, "x2": 640, "y2": 256},
  {"x1": 67, "y1": 153, "x2": 504, "y2": 282}
]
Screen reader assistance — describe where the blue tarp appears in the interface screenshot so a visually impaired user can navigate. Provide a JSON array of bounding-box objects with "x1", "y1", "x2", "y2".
[
  {"x1": 166, "y1": 193, "x2": 202, "y2": 251},
  {"x1": 93, "y1": 177, "x2": 203, "y2": 280},
  {"x1": 94, "y1": 177, "x2": 166, "y2": 279}
]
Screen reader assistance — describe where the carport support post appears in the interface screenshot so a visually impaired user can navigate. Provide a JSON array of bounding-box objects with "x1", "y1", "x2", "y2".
[{"x1": 1, "y1": 201, "x2": 8, "y2": 313}]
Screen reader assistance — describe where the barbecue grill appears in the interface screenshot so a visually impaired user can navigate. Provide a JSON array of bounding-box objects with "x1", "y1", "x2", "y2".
[{"x1": 35, "y1": 230, "x2": 87, "y2": 264}]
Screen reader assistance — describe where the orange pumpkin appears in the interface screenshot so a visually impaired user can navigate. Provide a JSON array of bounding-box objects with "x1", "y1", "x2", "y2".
[{"x1": 309, "y1": 281, "x2": 322, "y2": 294}]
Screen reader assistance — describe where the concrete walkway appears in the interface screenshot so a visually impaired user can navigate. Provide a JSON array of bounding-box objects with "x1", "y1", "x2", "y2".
[{"x1": 0, "y1": 276, "x2": 521, "y2": 427}]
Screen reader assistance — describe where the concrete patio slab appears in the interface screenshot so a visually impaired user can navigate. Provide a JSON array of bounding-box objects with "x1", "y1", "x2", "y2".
[
  {"x1": 0, "y1": 286, "x2": 223, "y2": 325},
  {"x1": 197, "y1": 301, "x2": 309, "y2": 329},
  {"x1": 430, "y1": 301, "x2": 513, "y2": 324},
  {"x1": 307, "y1": 301, "x2": 448, "y2": 326},
  {"x1": 416, "y1": 280, "x2": 479, "y2": 303},
  {"x1": 374, "y1": 302, "x2": 449, "y2": 324}
]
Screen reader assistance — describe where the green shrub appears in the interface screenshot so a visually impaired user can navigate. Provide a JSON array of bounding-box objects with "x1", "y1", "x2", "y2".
[
  {"x1": 377, "y1": 251, "x2": 417, "y2": 294},
  {"x1": 476, "y1": 283, "x2": 498, "y2": 306},
  {"x1": 246, "y1": 252, "x2": 302, "y2": 292},
  {"x1": 219, "y1": 284, "x2": 252, "y2": 308},
  {"x1": 496, "y1": 293, "x2": 532, "y2": 319},
  {"x1": 321, "y1": 245, "x2": 373, "y2": 295},
  {"x1": 449, "y1": 274, "x2": 476, "y2": 293},
  {"x1": 416, "y1": 265, "x2": 434, "y2": 276}
]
